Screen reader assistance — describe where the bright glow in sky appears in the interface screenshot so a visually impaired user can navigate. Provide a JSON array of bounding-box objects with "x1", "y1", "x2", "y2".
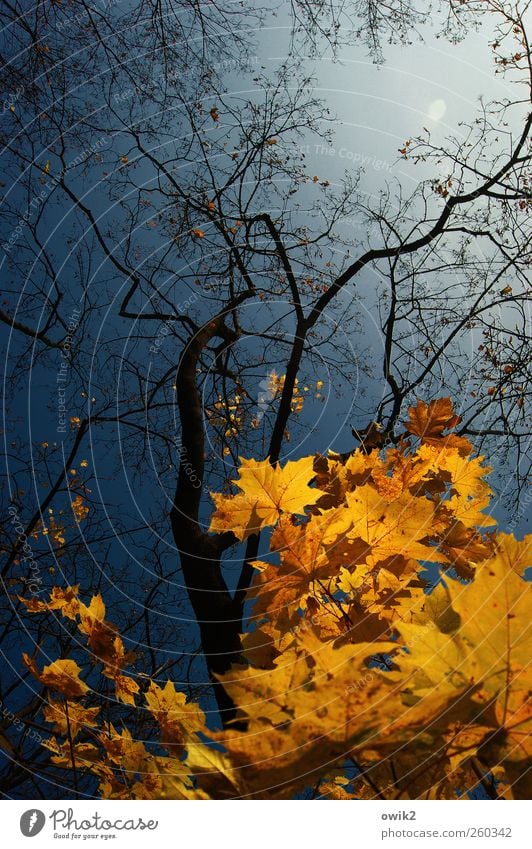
[{"x1": 427, "y1": 98, "x2": 447, "y2": 121}]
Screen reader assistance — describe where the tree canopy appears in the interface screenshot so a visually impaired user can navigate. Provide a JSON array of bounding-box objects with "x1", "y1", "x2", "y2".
[{"x1": 19, "y1": 401, "x2": 532, "y2": 798}]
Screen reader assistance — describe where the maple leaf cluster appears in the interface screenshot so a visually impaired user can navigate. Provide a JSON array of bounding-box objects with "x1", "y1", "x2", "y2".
[{"x1": 20, "y1": 399, "x2": 531, "y2": 799}]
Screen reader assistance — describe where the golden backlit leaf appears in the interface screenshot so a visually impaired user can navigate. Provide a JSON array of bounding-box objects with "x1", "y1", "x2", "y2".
[
  {"x1": 145, "y1": 681, "x2": 205, "y2": 747},
  {"x1": 39, "y1": 659, "x2": 89, "y2": 698},
  {"x1": 42, "y1": 698, "x2": 99, "y2": 739},
  {"x1": 115, "y1": 674, "x2": 140, "y2": 706},
  {"x1": 493, "y1": 532, "x2": 531, "y2": 576},
  {"x1": 209, "y1": 456, "x2": 326, "y2": 540},
  {"x1": 345, "y1": 485, "x2": 444, "y2": 563}
]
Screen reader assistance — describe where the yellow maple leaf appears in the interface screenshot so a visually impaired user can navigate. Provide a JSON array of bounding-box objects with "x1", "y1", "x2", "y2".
[
  {"x1": 115, "y1": 674, "x2": 140, "y2": 706},
  {"x1": 39, "y1": 659, "x2": 89, "y2": 698},
  {"x1": 436, "y1": 450, "x2": 492, "y2": 501},
  {"x1": 445, "y1": 491, "x2": 497, "y2": 528},
  {"x1": 79, "y1": 592, "x2": 105, "y2": 624},
  {"x1": 345, "y1": 484, "x2": 445, "y2": 563},
  {"x1": 100, "y1": 726, "x2": 153, "y2": 777},
  {"x1": 43, "y1": 698, "x2": 99, "y2": 739},
  {"x1": 209, "y1": 456, "x2": 326, "y2": 540},
  {"x1": 493, "y1": 532, "x2": 531, "y2": 576},
  {"x1": 145, "y1": 681, "x2": 205, "y2": 747},
  {"x1": 395, "y1": 550, "x2": 531, "y2": 702}
]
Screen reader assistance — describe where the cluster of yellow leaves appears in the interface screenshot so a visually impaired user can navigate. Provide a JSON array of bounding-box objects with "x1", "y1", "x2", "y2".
[
  {"x1": 21, "y1": 588, "x2": 237, "y2": 799},
  {"x1": 32, "y1": 492, "x2": 90, "y2": 551},
  {"x1": 21, "y1": 588, "x2": 139, "y2": 706},
  {"x1": 253, "y1": 373, "x2": 324, "y2": 423},
  {"x1": 201, "y1": 398, "x2": 531, "y2": 798},
  {"x1": 21, "y1": 399, "x2": 531, "y2": 799},
  {"x1": 266, "y1": 372, "x2": 306, "y2": 413},
  {"x1": 207, "y1": 376, "x2": 324, "y2": 451},
  {"x1": 207, "y1": 375, "x2": 320, "y2": 447},
  {"x1": 207, "y1": 391, "x2": 245, "y2": 440},
  {"x1": 39, "y1": 512, "x2": 66, "y2": 546}
]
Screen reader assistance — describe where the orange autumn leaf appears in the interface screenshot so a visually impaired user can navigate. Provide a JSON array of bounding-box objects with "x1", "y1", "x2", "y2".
[
  {"x1": 248, "y1": 514, "x2": 340, "y2": 628},
  {"x1": 439, "y1": 520, "x2": 493, "y2": 578},
  {"x1": 78, "y1": 594, "x2": 126, "y2": 669},
  {"x1": 406, "y1": 398, "x2": 472, "y2": 455},
  {"x1": 19, "y1": 585, "x2": 81, "y2": 619},
  {"x1": 21, "y1": 652, "x2": 40, "y2": 679},
  {"x1": 18, "y1": 596, "x2": 49, "y2": 614},
  {"x1": 406, "y1": 397, "x2": 461, "y2": 439},
  {"x1": 71, "y1": 494, "x2": 89, "y2": 521}
]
